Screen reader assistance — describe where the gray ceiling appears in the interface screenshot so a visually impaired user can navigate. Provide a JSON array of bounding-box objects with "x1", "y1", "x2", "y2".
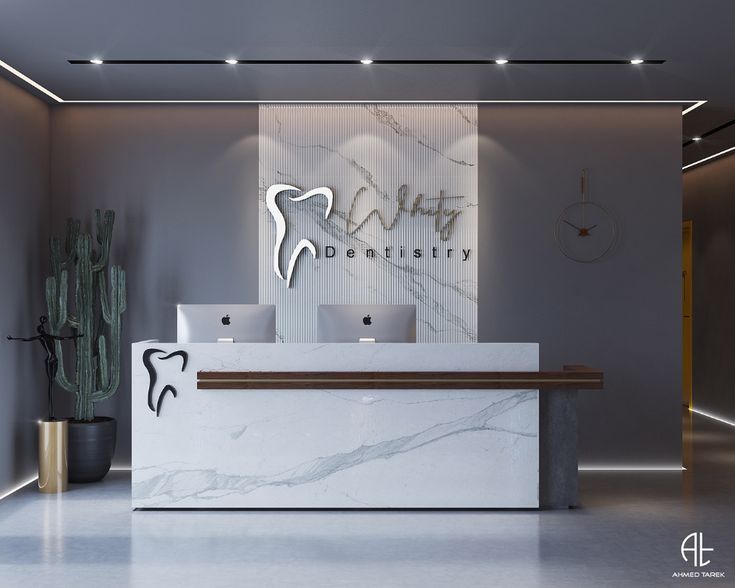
[{"x1": 1, "y1": 0, "x2": 734, "y2": 166}]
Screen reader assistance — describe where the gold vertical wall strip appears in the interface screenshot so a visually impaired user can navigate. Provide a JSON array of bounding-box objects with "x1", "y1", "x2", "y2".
[{"x1": 259, "y1": 104, "x2": 478, "y2": 342}]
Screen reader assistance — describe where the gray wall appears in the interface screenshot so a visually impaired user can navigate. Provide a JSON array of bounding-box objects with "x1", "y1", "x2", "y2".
[
  {"x1": 51, "y1": 106, "x2": 259, "y2": 465},
  {"x1": 684, "y1": 153, "x2": 735, "y2": 423},
  {"x1": 51, "y1": 104, "x2": 682, "y2": 467},
  {"x1": 0, "y1": 76, "x2": 50, "y2": 494},
  {"x1": 478, "y1": 105, "x2": 683, "y2": 467}
]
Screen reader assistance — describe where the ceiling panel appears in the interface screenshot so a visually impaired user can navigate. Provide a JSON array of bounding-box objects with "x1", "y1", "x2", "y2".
[{"x1": 1, "y1": 0, "x2": 734, "y2": 165}]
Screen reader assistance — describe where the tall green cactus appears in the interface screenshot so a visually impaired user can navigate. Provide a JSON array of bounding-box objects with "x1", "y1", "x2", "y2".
[{"x1": 45, "y1": 210, "x2": 127, "y2": 421}]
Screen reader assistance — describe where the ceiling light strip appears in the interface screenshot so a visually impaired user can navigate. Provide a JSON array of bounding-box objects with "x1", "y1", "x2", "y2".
[
  {"x1": 579, "y1": 466, "x2": 686, "y2": 471},
  {"x1": 0, "y1": 58, "x2": 63, "y2": 102},
  {"x1": 61, "y1": 99, "x2": 704, "y2": 111},
  {"x1": 682, "y1": 100, "x2": 707, "y2": 116},
  {"x1": 690, "y1": 407, "x2": 735, "y2": 427},
  {"x1": 68, "y1": 59, "x2": 666, "y2": 65},
  {"x1": 683, "y1": 145, "x2": 735, "y2": 171},
  {"x1": 0, "y1": 58, "x2": 705, "y2": 111}
]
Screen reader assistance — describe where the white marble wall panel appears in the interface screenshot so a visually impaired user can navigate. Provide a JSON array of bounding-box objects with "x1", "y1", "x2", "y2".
[
  {"x1": 132, "y1": 343, "x2": 538, "y2": 508},
  {"x1": 258, "y1": 104, "x2": 478, "y2": 343}
]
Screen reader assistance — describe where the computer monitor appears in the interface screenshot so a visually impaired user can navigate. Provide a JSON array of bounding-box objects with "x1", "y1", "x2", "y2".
[
  {"x1": 317, "y1": 304, "x2": 417, "y2": 343},
  {"x1": 176, "y1": 304, "x2": 276, "y2": 343}
]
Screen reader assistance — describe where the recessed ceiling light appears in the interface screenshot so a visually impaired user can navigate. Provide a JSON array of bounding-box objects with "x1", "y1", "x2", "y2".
[
  {"x1": 360, "y1": 59, "x2": 374, "y2": 65},
  {"x1": 495, "y1": 59, "x2": 509, "y2": 65},
  {"x1": 89, "y1": 58, "x2": 103, "y2": 65},
  {"x1": 630, "y1": 59, "x2": 645, "y2": 65},
  {"x1": 225, "y1": 59, "x2": 238, "y2": 65},
  {"x1": 692, "y1": 136, "x2": 702, "y2": 141}
]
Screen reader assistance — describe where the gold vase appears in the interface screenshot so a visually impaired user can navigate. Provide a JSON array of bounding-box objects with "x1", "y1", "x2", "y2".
[{"x1": 38, "y1": 420, "x2": 68, "y2": 493}]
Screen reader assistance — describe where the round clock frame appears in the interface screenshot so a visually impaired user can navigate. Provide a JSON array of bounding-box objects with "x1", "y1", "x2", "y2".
[{"x1": 554, "y1": 170, "x2": 618, "y2": 263}]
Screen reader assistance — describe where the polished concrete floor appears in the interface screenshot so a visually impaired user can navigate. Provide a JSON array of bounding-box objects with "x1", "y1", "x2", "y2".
[{"x1": 0, "y1": 411, "x2": 732, "y2": 588}]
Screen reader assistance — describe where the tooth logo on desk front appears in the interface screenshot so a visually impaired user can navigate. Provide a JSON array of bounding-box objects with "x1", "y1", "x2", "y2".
[
  {"x1": 143, "y1": 348, "x2": 189, "y2": 417},
  {"x1": 266, "y1": 184, "x2": 334, "y2": 288}
]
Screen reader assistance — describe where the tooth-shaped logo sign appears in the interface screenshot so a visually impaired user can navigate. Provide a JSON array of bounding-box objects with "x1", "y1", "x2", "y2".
[
  {"x1": 142, "y1": 348, "x2": 188, "y2": 417},
  {"x1": 266, "y1": 184, "x2": 333, "y2": 288}
]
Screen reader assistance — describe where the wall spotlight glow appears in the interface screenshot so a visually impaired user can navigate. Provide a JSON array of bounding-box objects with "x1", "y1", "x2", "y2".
[
  {"x1": 630, "y1": 59, "x2": 645, "y2": 65},
  {"x1": 225, "y1": 59, "x2": 238, "y2": 65},
  {"x1": 495, "y1": 59, "x2": 509, "y2": 65},
  {"x1": 89, "y1": 58, "x2": 104, "y2": 65},
  {"x1": 360, "y1": 59, "x2": 374, "y2": 65},
  {"x1": 692, "y1": 137, "x2": 702, "y2": 141}
]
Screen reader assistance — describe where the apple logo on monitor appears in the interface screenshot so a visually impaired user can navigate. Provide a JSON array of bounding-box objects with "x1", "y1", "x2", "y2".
[
  {"x1": 221, "y1": 314, "x2": 231, "y2": 326},
  {"x1": 362, "y1": 314, "x2": 372, "y2": 326}
]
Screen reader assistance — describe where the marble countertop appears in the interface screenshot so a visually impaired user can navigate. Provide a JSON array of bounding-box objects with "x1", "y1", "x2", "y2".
[{"x1": 133, "y1": 341, "x2": 540, "y2": 372}]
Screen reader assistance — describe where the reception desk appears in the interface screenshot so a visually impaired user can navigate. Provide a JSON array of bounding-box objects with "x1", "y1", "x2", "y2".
[{"x1": 131, "y1": 342, "x2": 600, "y2": 509}]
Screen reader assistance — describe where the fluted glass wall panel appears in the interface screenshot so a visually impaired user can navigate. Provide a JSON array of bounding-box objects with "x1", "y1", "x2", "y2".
[{"x1": 259, "y1": 104, "x2": 478, "y2": 342}]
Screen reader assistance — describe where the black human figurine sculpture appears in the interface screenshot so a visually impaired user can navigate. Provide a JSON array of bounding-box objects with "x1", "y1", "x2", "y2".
[{"x1": 7, "y1": 315, "x2": 83, "y2": 421}]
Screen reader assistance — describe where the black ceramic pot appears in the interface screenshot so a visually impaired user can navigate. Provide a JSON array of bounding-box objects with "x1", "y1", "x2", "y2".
[{"x1": 67, "y1": 417, "x2": 117, "y2": 483}]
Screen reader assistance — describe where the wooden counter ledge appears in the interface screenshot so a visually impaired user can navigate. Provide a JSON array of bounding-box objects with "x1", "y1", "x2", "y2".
[{"x1": 197, "y1": 365, "x2": 603, "y2": 390}]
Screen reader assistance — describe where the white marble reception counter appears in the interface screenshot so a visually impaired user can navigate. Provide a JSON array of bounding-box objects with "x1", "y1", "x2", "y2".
[{"x1": 132, "y1": 342, "x2": 541, "y2": 508}]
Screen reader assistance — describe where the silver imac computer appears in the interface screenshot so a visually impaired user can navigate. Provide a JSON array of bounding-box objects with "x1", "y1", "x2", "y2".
[
  {"x1": 177, "y1": 304, "x2": 276, "y2": 343},
  {"x1": 317, "y1": 304, "x2": 416, "y2": 343}
]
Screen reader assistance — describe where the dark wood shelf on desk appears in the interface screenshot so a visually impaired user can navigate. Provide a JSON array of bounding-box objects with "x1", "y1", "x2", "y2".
[{"x1": 197, "y1": 365, "x2": 603, "y2": 390}]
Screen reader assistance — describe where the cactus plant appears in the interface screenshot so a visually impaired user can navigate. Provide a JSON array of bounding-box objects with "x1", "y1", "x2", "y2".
[{"x1": 45, "y1": 210, "x2": 126, "y2": 421}]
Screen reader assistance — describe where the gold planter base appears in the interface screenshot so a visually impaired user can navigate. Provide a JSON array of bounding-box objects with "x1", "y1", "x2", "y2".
[{"x1": 38, "y1": 420, "x2": 68, "y2": 493}]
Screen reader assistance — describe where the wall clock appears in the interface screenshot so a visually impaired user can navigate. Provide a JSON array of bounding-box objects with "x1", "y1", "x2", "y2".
[{"x1": 554, "y1": 169, "x2": 617, "y2": 263}]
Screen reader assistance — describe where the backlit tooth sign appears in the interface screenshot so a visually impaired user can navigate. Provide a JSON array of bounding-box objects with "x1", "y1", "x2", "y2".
[
  {"x1": 259, "y1": 104, "x2": 478, "y2": 343},
  {"x1": 266, "y1": 184, "x2": 333, "y2": 288}
]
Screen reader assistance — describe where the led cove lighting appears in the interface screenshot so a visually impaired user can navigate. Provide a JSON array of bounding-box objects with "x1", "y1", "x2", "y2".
[
  {"x1": 683, "y1": 145, "x2": 735, "y2": 171},
  {"x1": 579, "y1": 466, "x2": 686, "y2": 471},
  {"x1": 682, "y1": 101, "x2": 707, "y2": 116},
  {"x1": 0, "y1": 58, "x2": 63, "y2": 102},
  {"x1": 360, "y1": 59, "x2": 373, "y2": 65},
  {"x1": 90, "y1": 58, "x2": 104, "y2": 65},
  {"x1": 59, "y1": 101, "x2": 707, "y2": 114},
  {"x1": 0, "y1": 476, "x2": 37, "y2": 501},
  {"x1": 0, "y1": 56, "x2": 705, "y2": 111},
  {"x1": 495, "y1": 59, "x2": 509, "y2": 65},
  {"x1": 690, "y1": 407, "x2": 735, "y2": 427},
  {"x1": 225, "y1": 59, "x2": 238, "y2": 65},
  {"x1": 630, "y1": 58, "x2": 644, "y2": 65}
]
